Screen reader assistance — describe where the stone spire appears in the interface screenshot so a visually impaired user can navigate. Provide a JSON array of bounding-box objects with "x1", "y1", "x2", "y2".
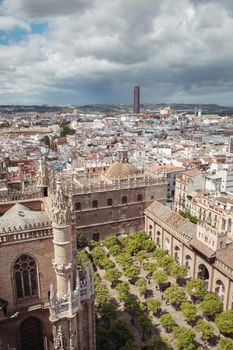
[
  {"x1": 36, "y1": 158, "x2": 48, "y2": 188},
  {"x1": 49, "y1": 175, "x2": 96, "y2": 349},
  {"x1": 51, "y1": 177, "x2": 72, "y2": 226}
]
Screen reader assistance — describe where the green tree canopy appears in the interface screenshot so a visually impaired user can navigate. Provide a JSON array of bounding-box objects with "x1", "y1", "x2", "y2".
[
  {"x1": 136, "y1": 250, "x2": 148, "y2": 265},
  {"x1": 142, "y1": 239, "x2": 156, "y2": 252},
  {"x1": 137, "y1": 315, "x2": 152, "y2": 341},
  {"x1": 60, "y1": 123, "x2": 75, "y2": 137},
  {"x1": 180, "y1": 302, "x2": 197, "y2": 323},
  {"x1": 109, "y1": 320, "x2": 133, "y2": 349},
  {"x1": 216, "y1": 310, "x2": 233, "y2": 336},
  {"x1": 186, "y1": 278, "x2": 207, "y2": 301},
  {"x1": 157, "y1": 255, "x2": 174, "y2": 273},
  {"x1": 170, "y1": 263, "x2": 187, "y2": 279},
  {"x1": 180, "y1": 211, "x2": 198, "y2": 224},
  {"x1": 115, "y1": 282, "x2": 130, "y2": 302},
  {"x1": 164, "y1": 284, "x2": 187, "y2": 308},
  {"x1": 195, "y1": 320, "x2": 215, "y2": 341},
  {"x1": 116, "y1": 253, "x2": 132, "y2": 269},
  {"x1": 172, "y1": 326, "x2": 195, "y2": 350},
  {"x1": 135, "y1": 277, "x2": 147, "y2": 295},
  {"x1": 101, "y1": 257, "x2": 115, "y2": 270},
  {"x1": 123, "y1": 265, "x2": 139, "y2": 280},
  {"x1": 92, "y1": 246, "x2": 106, "y2": 265},
  {"x1": 124, "y1": 295, "x2": 145, "y2": 321},
  {"x1": 104, "y1": 268, "x2": 122, "y2": 284},
  {"x1": 76, "y1": 231, "x2": 87, "y2": 249},
  {"x1": 40, "y1": 135, "x2": 50, "y2": 145},
  {"x1": 153, "y1": 248, "x2": 168, "y2": 260},
  {"x1": 98, "y1": 302, "x2": 118, "y2": 327},
  {"x1": 217, "y1": 338, "x2": 233, "y2": 350},
  {"x1": 95, "y1": 284, "x2": 112, "y2": 307},
  {"x1": 146, "y1": 298, "x2": 161, "y2": 315},
  {"x1": 146, "y1": 336, "x2": 172, "y2": 350},
  {"x1": 200, "y1": 292, "x2": 223, "y2": 319},
  {"x1": 104, "y1": 236, "x2": 120, "y2": 249},
  {"x1": 120, "y1": 340, "x2": 140, "y2": 350},
  {"x1": 76, "y1": 249, "x2": 89, "y2": 267},
  {"x1": 153, "y1": 270, "x2": 168, "y2": 285},
  {"x1": 143, "y1": 261, "x2": 158, "y2": 273},
  {"x1": 88, "y1": 240, "x2": 99, "y2": 251},
  {"x1": 109, "y1": 244, "x2": 122, "y2": 256},
  {"x1": 160, "y1": 314, "x2": 176, "y2": 333}
]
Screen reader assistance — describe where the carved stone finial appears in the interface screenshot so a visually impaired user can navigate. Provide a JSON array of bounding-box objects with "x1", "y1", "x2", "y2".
[
  {"x1": 54, "y1": 325, "x2": 65, "y2": 350},
  {"x1": 36, "y1": 158, "x2": 47, "y2": 187},
  {"x1": 51, "y1": 179, "x2": 71, "y2": 226},
  {"x1": 76, "y1": 270, "x2": 80, "y2": 290},
  {"x1": 50, "y1": 284, "x2": 55, "y2": 304}
]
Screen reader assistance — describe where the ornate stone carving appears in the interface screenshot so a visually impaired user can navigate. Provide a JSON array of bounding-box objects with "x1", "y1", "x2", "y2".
[
  {"x1": 54, "y1": 325, "x2": 65, "y2": 350},
  {"x1": 53, "y1": 262, "x2": 72, "y2": 276},
  {"x1": 51, "y1": 179, "x2": 71, "y2": 225},
  {"x1": 36, "y1": 158, "x2": 47, "y2": 187}
]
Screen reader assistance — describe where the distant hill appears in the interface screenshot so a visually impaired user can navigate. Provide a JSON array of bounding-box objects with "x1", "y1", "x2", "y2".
[{"x1": 0, "y1": 103, "x2": 233, "y2": 114}]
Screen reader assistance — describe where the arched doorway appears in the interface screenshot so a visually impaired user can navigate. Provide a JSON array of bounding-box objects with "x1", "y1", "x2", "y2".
[
  {"x1": 174, "y1": 246, "x2": 181, "y2": 264},
  {"x1": 164, "y1": 238, "x2": 170, "y2": 252},
  {"x1": 185, "y1": 255, "x2": 192, "y2": 276},
  {"x1": 19, "y1": 317, "x2": 44, "y2": 350},
  {"x1": 215, "y1": 280, "x2": 225, "y2": 301},
  {"x1": 156, "y1": 231, "x2": 161, "y2": 248},
  {"x1": 149, "y1": 225, "x2": 153, "y2": 239},
  {"x1": 198, "y1": 264, "x2": 209, "y2": 289}
]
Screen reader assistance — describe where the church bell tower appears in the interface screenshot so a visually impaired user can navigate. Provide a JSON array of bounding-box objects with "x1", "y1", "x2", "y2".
[{"x1": 49, "y1": 176, "x2": 95, "y2": 350}]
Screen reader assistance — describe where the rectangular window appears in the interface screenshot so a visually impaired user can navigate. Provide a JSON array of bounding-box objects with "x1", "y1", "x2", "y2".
[
  {"x1": 75, "y1": 202, "x2": 81, "y2": 210},
  {"x1": 92, "y1": 200, "x2": 98, "y2": 208},
  {"x1": 92, "y1": 233, "x2": 100, "y2": 242},
  {"x1": 107, "y1": 198, "x2": 113, "y2": 206}
]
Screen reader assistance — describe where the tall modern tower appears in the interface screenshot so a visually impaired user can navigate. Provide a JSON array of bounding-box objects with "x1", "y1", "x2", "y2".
[{"x1": 134, "y1": 85, "x2": 140, "y2": 114}]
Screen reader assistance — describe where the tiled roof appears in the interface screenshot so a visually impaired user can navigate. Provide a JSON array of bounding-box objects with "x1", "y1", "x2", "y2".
[
  {"x1": 146, "y1": 201, "x2": 196, "y2": 240},
  {"x1": 216, "y1": 247, "x2": 233, "y2": 269},
  {"x1": 105, "y1": 162, "x2": 137, "y2": 179},
  {"x1": 184, "y1": 169, "x2": 202, "y2": 177},
  {"x1": 0, "y1": 203, "x2": 49, "y2": 231},
  {"x1": 190, "y1": 239, "x2": 216, "y2": 258}
]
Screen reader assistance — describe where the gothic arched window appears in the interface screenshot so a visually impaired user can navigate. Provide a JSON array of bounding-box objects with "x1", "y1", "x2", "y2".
[{"x1": 14, "y1": 255, "x2": 38, "y2": 299}]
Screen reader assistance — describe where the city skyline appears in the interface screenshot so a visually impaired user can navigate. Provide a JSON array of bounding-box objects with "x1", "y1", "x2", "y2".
[{"x1": 1, "y1": 0, "x2": 233, "y2": 106}]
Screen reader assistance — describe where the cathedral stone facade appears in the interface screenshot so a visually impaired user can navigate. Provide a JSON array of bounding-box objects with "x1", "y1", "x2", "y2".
[
  {"x1": 70, "y1": 151, "x2": 167, "y2": 241},
  {"x1": 0, "y1": 171, "x2": 95, "y2": 350}
]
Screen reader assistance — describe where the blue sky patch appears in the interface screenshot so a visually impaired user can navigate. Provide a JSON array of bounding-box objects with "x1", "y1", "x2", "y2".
[{"x1": 0, "y1": 21, "x2": 48, "y2": 45}]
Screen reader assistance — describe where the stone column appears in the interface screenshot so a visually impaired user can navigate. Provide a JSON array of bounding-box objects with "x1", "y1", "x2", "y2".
[{"x1": 52, "y1": 223, "x2": 73, "y2": 298}]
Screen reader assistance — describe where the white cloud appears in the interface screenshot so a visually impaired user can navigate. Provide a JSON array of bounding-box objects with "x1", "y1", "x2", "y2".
[
  {"x1": 0, "y1": 0, "x2": 233, "y2": 105},
  {"x1": 0, "y1": 16, "x2": 30, "y2": 32}
]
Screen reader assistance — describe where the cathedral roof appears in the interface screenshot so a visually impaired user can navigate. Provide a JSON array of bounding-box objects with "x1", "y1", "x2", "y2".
[
  {"x1": 0, "y1": 203, "x2": 49, "y2": 230},
  {"x1": 104, "y1": 162, "x2": 137, "y2": 179}
]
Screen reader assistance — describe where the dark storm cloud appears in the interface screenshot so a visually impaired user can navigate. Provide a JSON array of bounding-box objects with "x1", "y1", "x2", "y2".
[
  {"x1": 0, "y1": 0, "x2": 233, "y2": 105},
  {"x1": 1, "y1": 0, "x2": 94, "y2": 17}
]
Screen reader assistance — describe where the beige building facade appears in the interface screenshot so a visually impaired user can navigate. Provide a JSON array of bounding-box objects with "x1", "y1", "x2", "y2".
[{"x1": 145, "y1": 200, "x2": 233, "y2": 310}]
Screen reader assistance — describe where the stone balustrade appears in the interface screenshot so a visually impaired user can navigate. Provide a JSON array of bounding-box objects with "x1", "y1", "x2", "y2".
[
  {"x1": 0, "y1": 188, "x2": 44, "y2": 202},
  {"x1": 49, "y1": 275, "x2": 94, "y2": 322},
  {"x1": 63, "y1": 175, "x2": 167, "y2": 195},
  {"x1": 0, "y1": 223, "x2": 52, "y2": 245},
  {"x1": 214, "y1": 259, "x2": 233, "y2": 279}
]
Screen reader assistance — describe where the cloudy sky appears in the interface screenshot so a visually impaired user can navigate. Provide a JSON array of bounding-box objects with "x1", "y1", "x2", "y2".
[{"x1": 0, "y1": 0, "x2": 233, "y2": 106}]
